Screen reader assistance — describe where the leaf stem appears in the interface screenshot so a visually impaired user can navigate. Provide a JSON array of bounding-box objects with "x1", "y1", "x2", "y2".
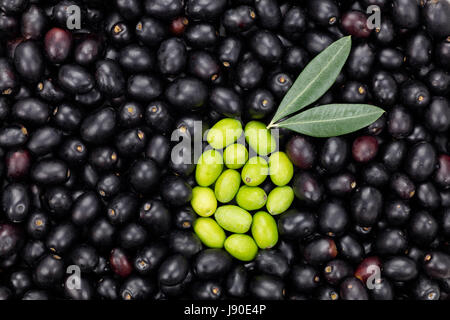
[{"x1": 266, "y1": 122, "x2": 278, "y2": 129}]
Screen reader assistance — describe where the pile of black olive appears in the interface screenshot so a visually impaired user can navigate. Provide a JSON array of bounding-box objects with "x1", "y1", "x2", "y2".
[{"x1": 0, "y1": 0, "x2": 449, "y2": 300}]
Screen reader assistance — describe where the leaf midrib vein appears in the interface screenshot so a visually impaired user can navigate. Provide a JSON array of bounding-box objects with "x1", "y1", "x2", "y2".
[
  {"x1": 280, "y1": 111, "x2": 382, "y2": 126},
  {"x1": 280, "y1": 41, "x2": 348, "y2": 116}
]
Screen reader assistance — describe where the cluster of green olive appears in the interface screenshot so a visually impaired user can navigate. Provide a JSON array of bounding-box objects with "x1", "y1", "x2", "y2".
[{"x1": 191, "y1": 118, "x2": 295, "y2": 261}]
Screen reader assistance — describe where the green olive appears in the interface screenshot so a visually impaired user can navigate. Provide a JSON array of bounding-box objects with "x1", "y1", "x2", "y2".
[
  {"x1": 224, "y1": 234, "x2": 258, "y2": 261},
  {"x1": 269, "y1": 151, "x2": 294, "y2": 186},
  {"x1": 235, "y1": 186, "x2": 267, "y2": 211},
  {"x1": 244, "y1": 121, "x2": 276, "y2": 156},
  {"x1": 207, "y1": 118, "x2": 243, "y2": 150},
  {"x1": 193, "y1": 217, "x2": 226, "y2": 248},
  {"x1": 251, "y1": 211, "x2": 278, "y2": 249},
  {"x1": 191, "y1": 186, "x2": 217, "y2": 217},
  {"x1": 214, "y1": 205, "x2": 252, "y2": 233},
  {"x1": 195, "y1": 149, "x2": 224, "y2": 187},
  {"x1": 266, "y1": 186, "x2": 294, "y2": 215},
  {"x1": 215, "y1": 169, "x2": 241, "y2": 203},
  {"x1": 241, "y1": 157, "x2": 268, "y2": 186},
  {"x1": 223, "y1": 144, "x2": 248, "y2": 169}
]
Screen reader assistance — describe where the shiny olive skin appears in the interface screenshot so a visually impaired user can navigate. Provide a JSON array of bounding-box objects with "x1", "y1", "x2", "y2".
[
  {"x1": 95, "y1": 60, "x2": 125, "y2": 98},
  {"x1": 43, "y1": 186, "x2": 72, "y2": 219},
  {"x1": 119, "y1": 223, "x2": 147, "y2": 250},
  {"x1": 58, "y1": 138, "x2": 87, "y2": 165},
  {"x1": 226, "y1": 265, "x2": 248, "y2": 298},
  {"x1": 144, "y1": 102, "x2": 173, "y2": 134},
  {"x1": 52, "y1": 103, "x2": 82, "y2": 133},
  {"x1": 146, "y1": 134, "x2": 170, "y2": 167},
  {"x1": 89, "y1": 146, "x2": 118, "y2": 172},
  {"x1": 44, "y1": 28, "x2": 72, "y2": 64},
  {"x1": 89, "y1": 218, "x2": 115, "y2": 249},
  {"x1": 235, "y1": 57, "x2": 264, "y2": 90},
  {"x1": 158, "y1": 254, "x2": 189, "y2": 286},
  {"x1": 9, "y1": 270, "x2": 33, "y2": 296},
  {"x1": 21, "y1": 4, "x2": 47, "y2": 40},
  {"x1": 408, "y1": 211, "x2": 438, "y2": 246},
  {"x1": 351, "y1": 186, "x2": 383, "y2": 227},
  {"x1": 127, "y1": 74, "x2": 162, "y2": 102},
  {"x1": 210, "y1": 86, "x2": 242, "y2": 117},
  {"x1": 0, "y1": 223, "x2": 23, "y2": 258},
  {"x1": 222, "y1": 5, "x2": 256, "y2": 34},
  {"x1": 58, "y1": 64, "x2": 94, "y2": 94},
  {"x1": 190, "y1": 280, "x2": 222, "y2": 300},
  {"x1": 75, "y1": 37, "x2": 103, "y2": 66},
  {"x1": 117, "y1": 102, "x2": 143, "y2": 128},
  {"x1": 14, "y1": 40, "x2": 44, "y2": 83},
  {"x1": 255, "y1": 250, "x2": 289, "y2": 278},
  {"x1": 80, "y1": 108, "x2": 117, "y2": 144},
  {"x1": 21, "y1": 240, "x2": 45, "y2": 267},
  {"x1": 185, "y1": 23, "x2": 218, "y2": 48},
  {"x1": 161, "y1": 175, "x2": 193, "y2": 207},
  {"x1": 133, "y1": 241, "x2": 167, "y2": 274},
  {"x1": 139, "y1": 199, "x2": 171, "y2": 236},
  {"x1": 0, "y1": 125, "x2": 28, "y2": 148},
  {"x1": 249, "y1": 275, "x2": 285, "y2": 300},
  {"x1": 318, "y1": 200, "x2": 349, "y2": 237},
  {"x1": 5, "y1": 149, "x2": 30, "y2": 180},
  {"x1": 290, "y1": 264, "x2": 321, "y2": 293},
  {"x1": 292, "y1": 172, "x2": 323, "y2": 205},
  {"x1": 71, "y1": 191, "x2": 101, "y2": 226},
  {"x1": 26, "y1": 211, "x2": 50, "y2": 240},
  {"x1": 45, "y1": 222, "x2": 77, "y2": 254},
  {"x1": 64, "y1": 278, "x2": 94, "y2": 300},
  {"x1": 107, "y1": 193, "x2": 139, "y2": 225},
  {"x1": 96, "y1": 173, "x2": 121, "y2": 198},
  {"x1": 383, "y1": 256, "x2": 419, "y2": 282},
  {"x1": 110, "y1": 248, "x2": 133, "y2": 278},
  {"x1": 69, "y1": 245, "x2": 98, "y2": 273},
  {"x1": 187, "y1": 0, "x2": 227, "y2": 21},
  {"x1": 193, "y1": 249, "x2": 232, "y2": 280},
  {"x1": 218, "y1": 36, "x2": 242, "y2": 67},
  {"x1": 144, "y1": 0, "x2": 183, "y2": 20},
  {"x1": 165, "y1": 77, "x2": 207, "y2": 111},
  {"x1": 27, "y1": 127, "x2": 62, "y2": 156},
  {"x1": 303, "y1": 238, "x2": 338, "y2": 266},
  {"x1": 173, "y1": 206, "x2": 196, "y2": 230},
  {"x1": 30, "y1": 158, "x2": 69, "y2": 185},
  {"x1": 33, "y1": 254, "x2": 65, "y2": 288},
  {"x1": 340, "y1": 277, "x2": 368, "y2": 300},
  {"x1": 278, "y1": 209, "x2": 316, "y2": 240},
  {"x1": 169, "y1": 230, "x2": 203, "y2": 258},
  {"x1": 12, "y1": 98, "x2": 49, "y2": 127},
  {"x1": 120, "y1": 276, "x2": 155, "y2": 300},
  {"x1": 135, "y1": 17, "x2": 168, "y2": 47},
  {"x1": 128, "y1": 159, "x2": 160, "y2": 194},
  {"x1": 0, "y1": 58, "x2": 18, "y2": 95},
  {"x1": 157, "y1": 38, "x2": 187, "y2": 76}
]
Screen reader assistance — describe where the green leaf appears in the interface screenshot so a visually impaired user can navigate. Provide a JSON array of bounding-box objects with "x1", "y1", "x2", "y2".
[
  {"x1": 275, "y1": 104, "x2": 385, "y2": 138},
  {"x1": 269, "y1": 36, "x2": 352, "y2": 127}
]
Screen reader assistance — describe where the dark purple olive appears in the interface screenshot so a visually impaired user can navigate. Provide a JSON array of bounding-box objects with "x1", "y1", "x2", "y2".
[
  {"x1": 44, "y1": 28, "x2": 72, "y2": 64},
  {"x1": 30, "y1": 158, "x2": 69, "y2": 185},
  {"x1": 165, "y1": 77, "x2": 207, "y2": 111},
  {"x1": 14, "y1": 40, "x2": 44, "y2": 83},
  {"x1": 58, "y1": 64, "x2": 94, "y2": 94},
  {"x1": 12, "y1": 98, "x2": 49, "y2": 126},
  {"x1": 95, "y1": 60, "x2": 125, "y2": 98},
  {"x1": 75, "y1": 36, "x2": 103, "y2": 66},
  {"x1": 80, "y1": 107, "x2": 117, "y2": 144}
]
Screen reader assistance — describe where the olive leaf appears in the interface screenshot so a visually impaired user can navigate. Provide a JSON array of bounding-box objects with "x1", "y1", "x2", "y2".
[
  {"x1": 273, "y1": 104, "x2": 385, "y2": 138},
  {"x1": 268, "y1": 36, "x2": 352, "y2": 127}
]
